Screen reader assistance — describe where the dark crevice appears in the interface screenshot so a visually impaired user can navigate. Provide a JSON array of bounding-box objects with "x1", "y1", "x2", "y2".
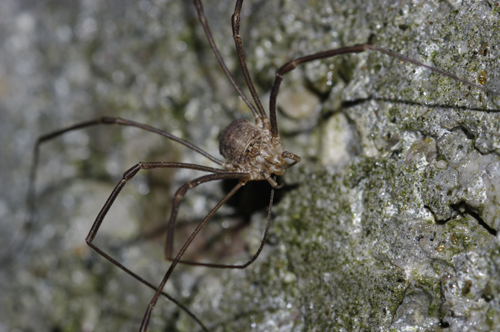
[
  {"x1": 472, "y1": 212, "x2": 497, "y2": 236},
  {"x1": 451, "y1": 203, "x2": 497, "y2": 236},
  {"x1": 439, "y1": 320, "x2": 450, "y2": 328},
  {"x1": 427, "y1": 203, "x2": 497, "y2": 236},
  {"x1": 454, "y1": 125, "x2": 476, "y2": 140}
]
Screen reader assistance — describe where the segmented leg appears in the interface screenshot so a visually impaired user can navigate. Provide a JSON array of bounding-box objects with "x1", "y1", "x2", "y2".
[
  {"x1": 139, "y1": 176, "x2": 249, "y2": 331},
  {"x1": 164, "y1": 187, "x2": 275, "y2": 270},
  {"x1": 268, "y1": 43, "x2": 500, "y2": 137},
  {"x1": 231, "y1": 0, "x2": 267, "y2": 119},
  {"x1": 23, "y1": 117, "x2": 230, "y2": 332},
  {"x1": 85, "y1": 164, "x2": 250, "y2": 332},
  {"x1": 193, "y1": 0, "x2": 260, "y2": 119}
]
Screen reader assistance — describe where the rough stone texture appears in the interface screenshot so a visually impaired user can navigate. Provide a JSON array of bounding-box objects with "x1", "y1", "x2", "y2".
[{"x1": 1, "y1": 0, "x2": 500, "y2": 332}]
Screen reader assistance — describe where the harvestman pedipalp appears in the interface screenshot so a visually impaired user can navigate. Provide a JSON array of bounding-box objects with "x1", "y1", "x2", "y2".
[{"x1": 21, "y1": 0, "x2": 500, "y2": 331}]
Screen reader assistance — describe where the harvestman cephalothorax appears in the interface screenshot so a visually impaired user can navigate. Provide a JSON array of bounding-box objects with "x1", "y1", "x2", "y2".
[{"x1": 21, "y1": 0, "x2": 500, "y2": 331}]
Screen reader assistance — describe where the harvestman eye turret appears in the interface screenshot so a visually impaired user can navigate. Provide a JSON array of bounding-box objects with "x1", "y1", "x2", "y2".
[{"x1": 20, "y1": 0, "x2": 500, "y2": 331}]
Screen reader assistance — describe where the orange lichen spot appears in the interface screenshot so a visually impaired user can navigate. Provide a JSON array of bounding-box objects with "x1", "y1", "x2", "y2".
[
  {"x1": 477, "y1": 69, "x2": 487, "y2": 85},
  {"x1": 437, "y1": 245, "x2": 445, "y2": 252}
]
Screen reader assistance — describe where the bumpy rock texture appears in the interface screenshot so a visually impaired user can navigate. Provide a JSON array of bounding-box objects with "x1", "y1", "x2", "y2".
[{"x1": 1, "y1": 1, "x2": 499, "y2": 332}]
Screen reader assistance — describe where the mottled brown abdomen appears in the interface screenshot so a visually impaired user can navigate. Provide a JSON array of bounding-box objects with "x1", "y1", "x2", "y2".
[{"x1": 219, "y1": 119, "x2": 265, "y2": 165}]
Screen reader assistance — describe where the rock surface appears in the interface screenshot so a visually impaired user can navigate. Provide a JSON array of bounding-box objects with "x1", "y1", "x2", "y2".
[{"x1": 1, "y1": 0, "x2": 499, "y2": 332}]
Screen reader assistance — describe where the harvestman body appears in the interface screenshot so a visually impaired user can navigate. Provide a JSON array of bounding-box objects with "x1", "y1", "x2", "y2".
[{"x1": 24, "y1": 0, "x2": 500, "y2": 331}]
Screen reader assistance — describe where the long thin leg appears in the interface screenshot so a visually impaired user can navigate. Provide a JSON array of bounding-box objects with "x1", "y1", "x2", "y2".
[
  {"x1": 366, "y1": 44, "x2": 500, "y2": 96},
  {"x1": 3, "y1": 117, "x2": 223, "y2": 265},
  {"x1": 26, "y1": 117, "x2": 224, "y2": 226},
  {"x1": 165, "y1": 186, "x2": 275, "y2": 270},
  {"x1": 269, "y1": 45, "x2": 367, "y2": 137},
  {"x1": 35, "y1": 116, "x2": 223, "y2": 165},
  {"x1": 164, "y1": 172, "x2": 250, "y2": 258},
  {"x1": 85, "y1": 163, "x2": 247, "y2": 331},
  {"x1": 268, "y1": 43, "x2": 500, "y2": 137},
  {"x1": 87, "y1": 241, "x2": 210, "y2": 332},
  {"x1": 139, "y1": 179, "x2": 247, "y2": 332},
  {"x1": 231, "y1": 0, "x2": 267, "y2": 119},
  {"x1": 193, "y1": 0, "x2": 261, "y2": 119},
  {"x1": 22, "y1": 116, "x2": 224, "y2": 246},
  {"x1": 34, "y1": 117, "x2": 222, "y2": 165},
  {"x1": 86, "y1": 164, "x2": 244, "y2": 244}
]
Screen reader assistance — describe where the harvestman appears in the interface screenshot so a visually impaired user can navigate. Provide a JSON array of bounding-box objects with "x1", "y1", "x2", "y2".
[{"x1": 25, "y1": 0, "x2": 500, "y2": 331}]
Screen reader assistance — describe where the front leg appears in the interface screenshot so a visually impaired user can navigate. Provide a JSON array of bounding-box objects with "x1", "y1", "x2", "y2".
[{"x1": 282, "y1": 151, "x2": 301, "y2": 169}]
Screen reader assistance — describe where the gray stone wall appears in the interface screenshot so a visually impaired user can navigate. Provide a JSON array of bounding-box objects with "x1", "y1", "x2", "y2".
[{"x1": 1, "y1": 0, "x2": 499, "y2": 331}]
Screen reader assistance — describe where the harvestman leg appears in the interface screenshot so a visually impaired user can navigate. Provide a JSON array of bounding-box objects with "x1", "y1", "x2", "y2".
[
  {"x1": 26, "y1": 117, "x2": 276, "y2": 330},
  {"x1": 25, "y1": 116, "x2": 226, "y2": 252},
  {"x1": 164, "y1": 182, "x2": 277, "y2": 269},
  {"x1": 87, "y1": 169, "x2": 248, "y2": 332},
  {"x1": 25, "y1": 117, "x2": 234, "y2": 332},
  {"x1": 148, "y1": 0, "x2": 290, "y2": 271},
  {"x1": 27, "y1": 116, "x2": 225, "y2": 212},
  {"x1": 138, "y1": 173, "x2": 251, "y2": 331},
  {"x1": 26, "y1": 115, "x2": 227, "y2": 226},
  {"x1": 229, "y1": 1, "x2": 301, "y2": 166},
  {"x1": 266, "y1": 43, "x2": 500, "y2": 137},
  {"x1": 163, "y1": 166, "x2": 274, "y2": 259},
  {"x1": 194, "y1": 0, "x2": 261, "y2": 120},
  {"x1": 230, "y1": 0, "x2": 267, "y2": 119}
]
